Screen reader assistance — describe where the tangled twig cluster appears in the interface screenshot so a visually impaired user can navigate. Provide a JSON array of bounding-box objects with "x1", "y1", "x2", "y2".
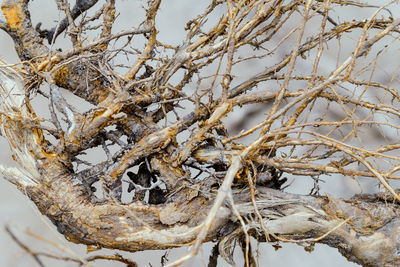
[{"x1": 1, "y1": 0, "x2": 400, "y2": 266}]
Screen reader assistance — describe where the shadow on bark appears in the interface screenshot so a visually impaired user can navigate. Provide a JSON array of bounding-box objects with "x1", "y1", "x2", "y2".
[{"x1": 1, "y1": 0, "x2": 400, "y2": 266}]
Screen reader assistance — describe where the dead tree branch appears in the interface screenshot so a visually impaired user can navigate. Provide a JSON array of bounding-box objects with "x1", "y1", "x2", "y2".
[{"x1": 1, "y1": 0, "x2": 400, "y2": 266}]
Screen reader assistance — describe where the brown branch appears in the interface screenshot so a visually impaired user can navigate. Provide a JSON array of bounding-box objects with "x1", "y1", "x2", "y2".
[
  {"x1": 5, "y1": 226, "x2": 45, "y2": 267},
  {"x1": 2, "y1": 1, "x2": 400, "y2": 266},
  {"x1": 43, "y1": 0, "x2": 99, "y2": 43}
]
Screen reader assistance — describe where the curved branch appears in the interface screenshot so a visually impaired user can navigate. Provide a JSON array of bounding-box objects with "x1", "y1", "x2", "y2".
[
  {"x1": 1, "y1": 61, "x2": 400, "y2": 267},
  {"x1": 234, "y1": 187, "x2": 400, "y2": 267},
  {"x1": 0, "y1": 61, "x2": 230, "y2": 251},
  {"x1": 1, "y1": 1, "x2": 400, "y2": 266},
  {"x1": 35, "y1": 0, "x2": 99, "y2": 43}
]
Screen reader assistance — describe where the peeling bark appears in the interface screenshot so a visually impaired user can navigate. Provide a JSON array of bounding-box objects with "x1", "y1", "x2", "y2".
[{"x1": 1, "y1": 1, "x2": 400, "y2": 266}]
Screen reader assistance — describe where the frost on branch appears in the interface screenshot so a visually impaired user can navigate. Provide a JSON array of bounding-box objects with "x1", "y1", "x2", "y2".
[{"x1": 1, "y1": 0, "x2": 400, "y2": 266}]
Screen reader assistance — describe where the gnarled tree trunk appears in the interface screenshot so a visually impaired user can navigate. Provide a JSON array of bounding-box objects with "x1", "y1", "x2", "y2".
[{"x1": 1, "y1": 0, "x2": 400, "y2": 266}]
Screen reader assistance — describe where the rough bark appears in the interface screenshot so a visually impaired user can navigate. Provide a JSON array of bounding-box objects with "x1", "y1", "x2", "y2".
[{"x1": 1, "y1": 1, "x2": 400, "y2": 266}]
